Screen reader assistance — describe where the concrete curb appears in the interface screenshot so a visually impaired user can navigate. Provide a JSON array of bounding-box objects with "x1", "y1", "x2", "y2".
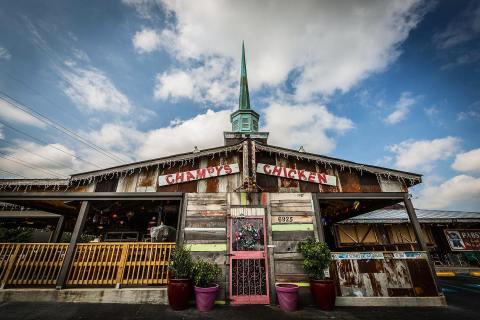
[
  {"x1": 0, "y1": 288, "x2": 168, "y2": 305},
  {"x1": 335, "y1": 296, "x2": 447, "y2": 307}
]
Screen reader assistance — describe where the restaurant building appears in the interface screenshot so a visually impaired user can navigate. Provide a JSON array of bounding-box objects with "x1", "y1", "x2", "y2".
[{"x1": 0, "y1": 45, "x2": 446, "y2": 306}]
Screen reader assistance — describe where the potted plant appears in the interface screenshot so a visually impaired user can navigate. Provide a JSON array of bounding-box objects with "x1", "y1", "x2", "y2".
[
  {"x1": 298, "y1": 238, "x2": 335, "y2": 310},
  {"x1": 275, "y1": 283, "x2": 299, "y2": 311},
  {"x1": 168, "y1": 245, "x2": 193, "y2": 310},
  {"x1": 192, "y1": 258, "x2": 221, "y2": 312}
]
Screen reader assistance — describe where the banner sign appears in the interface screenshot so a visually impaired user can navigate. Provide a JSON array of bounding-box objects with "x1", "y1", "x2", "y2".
[
  {"x1": 445, "y1": 229, "x2": 480, "y2": 251},
  {"x1": 158, "y1": 163, "x2": 239, "y2": 186},
  {"x1": 332, "y1": 252, "x2": 384, "y2": 260},
  {"x1": 256, "y1": 163, "x2": 337, "y2": 186},
  {"x1": 392, "y1": 252, "x2": 427, "y2": 259}
]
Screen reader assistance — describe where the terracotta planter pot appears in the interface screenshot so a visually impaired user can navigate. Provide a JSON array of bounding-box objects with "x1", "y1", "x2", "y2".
[
  {"x1": 310, "y1": 279, "x2": 336, "y2": 311},
  {"x1": 194, "y1": 284, "x2": 219, "y2": 312},
  {"x1": 275, "y1": 283, "x2": 299, "y2": 312},
  {"x1": 168, "y1": 279, "x2": 192, "y2": 310}
]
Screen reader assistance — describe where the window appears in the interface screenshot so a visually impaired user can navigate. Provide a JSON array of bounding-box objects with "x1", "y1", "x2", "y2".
[
  {"x1": 252, "y1": 119, "x2": 258, "y2": 131},
  {"x1": 233, "y1": 119, "x2": 239, "y2": 131},
  {"x1": 242, "y1": 117, "x2": 249, "y2": 129}
]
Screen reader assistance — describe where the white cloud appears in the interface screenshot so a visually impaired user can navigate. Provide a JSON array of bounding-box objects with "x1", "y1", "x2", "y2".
[
  {"x1": 387, "y1": 136, "x2": 460, "y2": 172},
  {"x1": 133, "y1": 28, "x2": 162, "y2": 53},
  {"x1": 137, "y1": 109, "x2": 230, "y2": 159},
  {"x1": 0, "y1": 141, "x2": 76, "y2": 178},
  {"x1": 0, "y1": 47, "x2": 11, "y2": 60},
  {"x1": 131, "y1": 0, "x2": 427, "y2": 104},
  {"x1": 263, "y1": 102, "x2": 354, "y2": 154},
  {"x1": 414, "y1": 175, "x2": 480, "y2": 210},
  {"x1": 452, "y1": 148, "x2": 480, "y2": 173},
  {"x1": 61, "y1": 66, "x2": 133, "y2": 114},
  {"x1": 385, "y1": 92, "x2": 418, "y2": 124},
  {"x1": 154, "y1": 56, "x2": 237, "y2": 105},
  {"x1": 0, "y1": 99, "x2": 46, "y2": 128},
  {"x1": 0, "y1": 125, "x2": 4, "y2": 139}
]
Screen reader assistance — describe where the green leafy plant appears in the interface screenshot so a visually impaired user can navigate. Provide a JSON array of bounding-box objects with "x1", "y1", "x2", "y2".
[
  {"x1": 192, "y1": 258, "x2": 221, "y2": 288},
  {"x1": 0, "y1": 227, "x2": 33, "y2": 243},
  {"x1": 169, "y1": 245, "x2": 193, "y2": 279},
  {"x1": 298, "y1": 238, "x2": 332, "y2": 280}
]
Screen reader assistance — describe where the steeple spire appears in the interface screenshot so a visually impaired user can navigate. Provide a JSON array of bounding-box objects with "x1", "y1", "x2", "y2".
[{"x1": 239, "y1": 41, "x2": 251, "y2": 110}]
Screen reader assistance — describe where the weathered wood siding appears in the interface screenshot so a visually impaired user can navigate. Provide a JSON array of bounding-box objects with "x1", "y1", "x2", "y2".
[
  {"x1": 254, "y1": 152, "x2": 402, "y2": 193},
  {"x1": 181, "y1": 193, "x2": 228, "y2": 302},
  {"x1": 331, "y1": 252, "x2": 437, "y2": 297}
]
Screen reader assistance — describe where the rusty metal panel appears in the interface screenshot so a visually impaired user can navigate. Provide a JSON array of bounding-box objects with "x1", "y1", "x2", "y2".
[
  {"x1": 296, "y1": 159, "x2": 322, "y2": 193},
  {"x1": 206, "y1": 157, "x2": 220, "y2": 192},
  {"x1": 256, "y1": 152, "x2": 278, "y2": 192},
  {"x1": 136, "y1": 167, "x2": 158, "y2": 192},
  {"x1": 359, "y1": 172, "x2": 382, "y2": 193},
  {"x1": 337, "y1": 171, "x2": 361, "y2": 192},
  {"x1": 277, "y1": 157, "x2": 300, "y2": 192},
  {"x1": 406, "y1": 259, "x2": 437, "y2": 296},
  {"x1": 317, "y1": 165, "x2": 339, "y2": 192},
  {"x1": 116, "y1": 174, "x2": 138, "y2": 192}
]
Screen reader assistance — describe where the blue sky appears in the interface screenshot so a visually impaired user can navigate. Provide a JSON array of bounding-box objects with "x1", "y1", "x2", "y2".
[{"x1": 0, "y1": 0, "x2": 479, "y2": 210}]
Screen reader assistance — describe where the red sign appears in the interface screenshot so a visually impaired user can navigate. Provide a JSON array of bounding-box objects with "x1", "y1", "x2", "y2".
[
  {"x1": 445, "y1": 229, "x2": 480, "y2": 251},
  {"x1": 158, "y1": 163, "x2": 240, "y2": 186},
  {"x1": 256, "y1": 163, "x2": 337, "y2": 186}
]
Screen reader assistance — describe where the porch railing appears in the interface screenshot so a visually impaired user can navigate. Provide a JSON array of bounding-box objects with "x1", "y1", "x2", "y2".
[{"x1": 0, "y1": 242, "x2": 175, "y2": 288}]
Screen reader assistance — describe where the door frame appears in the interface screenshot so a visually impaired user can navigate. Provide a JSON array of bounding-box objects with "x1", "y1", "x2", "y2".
[{"x1": 228, "y1": 213, "x2": 270, "y2": 304}]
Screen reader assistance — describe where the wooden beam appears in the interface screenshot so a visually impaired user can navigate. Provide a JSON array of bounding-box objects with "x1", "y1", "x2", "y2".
[
  {"x1": 55, "y1": 201, "x2": 90, "y2": 289},
  {"x1": 312, "y1": 194, "x2": 325, "y2": 242},
  {"x1": 404, "y1": 194, "x2": 442, "y2": 295},
  {"x1": 0, "y1": 192, "x2": 183, "y2": 201},
  {"x1": 316, "y1": 192, "x2": 406, "y2": 200}
]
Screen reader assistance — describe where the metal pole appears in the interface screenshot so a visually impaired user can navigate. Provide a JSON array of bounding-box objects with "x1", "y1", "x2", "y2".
[
  {"x1": 55, "y1": 201, "x2": 90, "y2": 289},
  {"x1": 51, "y1": 215, "x2": 65, "y2": 243},
  {"x1": 312, "y1": 193, "x2": 325, "y2": 242},
  {"x1": 404, "y1": 194, "x2": 442, "y2": 294}
]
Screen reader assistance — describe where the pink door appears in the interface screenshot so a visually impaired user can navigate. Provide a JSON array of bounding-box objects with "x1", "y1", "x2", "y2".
[{"x1": 229, "y1": 216, "x2": 270, "y2": 304}]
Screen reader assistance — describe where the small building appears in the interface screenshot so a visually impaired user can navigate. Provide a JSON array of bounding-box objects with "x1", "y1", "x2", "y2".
[
  {"x1": 0, "y1": 45, "x2": 445, "y2": 307},
  {"x1": 334, "y1": 205, "x2": 480, "y2": 271}
]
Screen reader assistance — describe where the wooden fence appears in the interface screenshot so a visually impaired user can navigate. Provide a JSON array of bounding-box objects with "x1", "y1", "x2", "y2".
[{"x1": 0, "y1": 242, "x2": 175, "y2": 288}]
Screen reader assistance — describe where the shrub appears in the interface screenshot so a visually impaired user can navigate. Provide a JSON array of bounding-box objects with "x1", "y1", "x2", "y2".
[
  {"x1": 169, "y1": 245, "x2": 193, "y2": 279},
  {"x1": 192, "y1": 258, "x2": 221, "y2": 288},
  {"x1": 298, "y1": 238, "x2": 332, "y2": 280}
]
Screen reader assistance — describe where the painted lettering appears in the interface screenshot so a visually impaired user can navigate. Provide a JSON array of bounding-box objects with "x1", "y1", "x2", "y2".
[
  {"x1": 317, "y1": 173, "x2": 327, "y2": 184},
  {"x1": 175, "y1": 172, "x2": 184, "y2": 183},
  {"x1": 298, "y1": 170, "x2": 306, "y2": 180},
  {"x1": 308, "y1": 172, "x2": 316, "y2": 182},
  {"x1": 263, "y1": 164, "x2": 271, "y2": 174},
  {"x1": 207, "y1": 167, "x2": 215, "y2": 175},
  {"x1": 215, "y1": 166, "x2": 223, "y2": 175},
  {"x1": 272, "y1": 165, "x2": 282, "y2": 176},
  {"x1": 165, "y1": 175, "x2": 174, "y2": 184},
  {"x1": 288, "y1": 169, "x2": 296, "y2": 179},
  {"x1": 196, "y1": 168, "x2": 206, "y2": 179},
  {"x1": 224, "y1": 164, "x2": 232, "y2": 174},
  {"x1": 186, "y1": 171, "x2": 195, "y2": 181}
]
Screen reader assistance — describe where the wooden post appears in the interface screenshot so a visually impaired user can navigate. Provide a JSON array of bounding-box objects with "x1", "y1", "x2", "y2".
[
  {"x1": 404, "y1": 194, "x2": 442, "y2": 294},
  {"x1": 51, "y1": 215, "x2": 65, "y2": 243},
  {"x1": 176, "y1": 194, "x2": 187, "y2": 245},
  {"x1": 115, "y1": 243, "x2": 129, "y2": 288},
  {"x1": 312, "y1": 193, "x2": 325, "y2": 242},
  {"x1": 55, "y1": 201, "x2": 90, "y2": 290}
]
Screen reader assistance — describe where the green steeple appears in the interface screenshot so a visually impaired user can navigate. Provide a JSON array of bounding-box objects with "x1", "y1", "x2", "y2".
[
  {"x1": 239, "y1": 42, "x2": 251, "y2": 110},
  {"x1": 230, "y1": 42, "x2": 259, "y2": 133}
]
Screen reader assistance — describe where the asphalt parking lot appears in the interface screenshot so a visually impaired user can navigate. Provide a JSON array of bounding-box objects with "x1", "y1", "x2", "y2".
[{"x1": 0, "y1": 275, "x2": 479, "y2": 320}]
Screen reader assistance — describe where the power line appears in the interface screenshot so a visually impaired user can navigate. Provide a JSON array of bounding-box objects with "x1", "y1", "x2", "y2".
[
  {"x1": 0, "y1": 151, "x2": 66, "y2": 178},
  {"x1": 0, "y1": 92, "x2": 130, "y2": 164},
  {"x1": 0, "y1": 119, "x2": 103, "y2": 170},
  {"x1": 0, "y1": 140, "x2": 80, "y2": 174},
  {"x1": 0, "y1": 169, "x2": 26, "y2": 179}
]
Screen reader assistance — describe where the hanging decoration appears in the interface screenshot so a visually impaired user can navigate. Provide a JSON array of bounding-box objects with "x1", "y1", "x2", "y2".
[{"x1": 235, "y1": 221, "x2": 261, "y2": 250}]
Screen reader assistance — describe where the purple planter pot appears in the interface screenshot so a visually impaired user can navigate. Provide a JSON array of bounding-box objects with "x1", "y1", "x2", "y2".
[
  {"x1": 275, "y1": 284, "x2": 299, "y2": 312},
  {"x1": 194, "y1": 284, "x2": 219, "y2": 312}
]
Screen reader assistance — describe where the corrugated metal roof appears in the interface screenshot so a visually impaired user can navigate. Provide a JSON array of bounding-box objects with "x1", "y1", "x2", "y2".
[{"x1": 338, "y1": 208, "x2": 480, "y2": 224}]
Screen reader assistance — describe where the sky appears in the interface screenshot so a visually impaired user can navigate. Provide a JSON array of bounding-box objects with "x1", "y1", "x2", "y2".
[{"x1": 0, "y1": 0, "x2": 479, "y2": 211}]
